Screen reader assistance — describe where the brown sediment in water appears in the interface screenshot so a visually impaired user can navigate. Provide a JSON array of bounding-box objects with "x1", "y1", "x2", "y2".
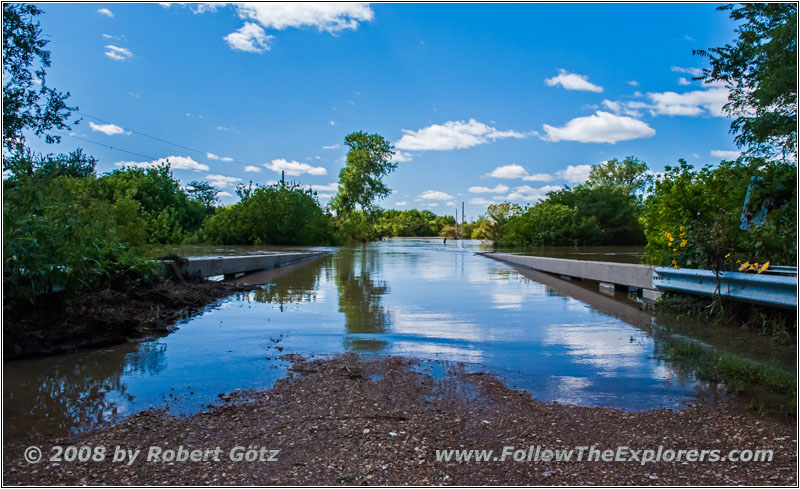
[
  {"x1": 3, "y1": 354, "x2": 796, "y2": 485},
  {"x1": 3, "y1": 278, "x2": 258, "y2": 360}
]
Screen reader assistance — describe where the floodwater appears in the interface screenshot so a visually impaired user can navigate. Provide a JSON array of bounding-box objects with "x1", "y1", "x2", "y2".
[{"x1": 5, "y1": 239, "x2": 716, "y2": 444}]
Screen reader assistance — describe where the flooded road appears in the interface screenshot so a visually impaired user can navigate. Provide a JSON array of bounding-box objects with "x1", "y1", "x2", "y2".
[{"x1": 5, "y1": 239, "x2": 710, "y2": 444}]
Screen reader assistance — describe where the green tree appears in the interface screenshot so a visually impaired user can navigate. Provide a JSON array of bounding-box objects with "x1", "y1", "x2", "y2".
[
  {"x1": 483, "y1": 202, "x2": 521, "y2": 247},
  {"x1": 186, "y1": 180, "x2": 219, "y2": 210},
  {"x1": 2, "y1": 3, "x2": 76, "y2": 156},
  {"x1": 695, "y1": 3, "x2": 797, "y2": 160},
  {"x1": 330, "y1": 131, "x2": 397, "y2": 216},
  {"x1": 587, "y1": 156, "x2": 652, "y2": 196}
]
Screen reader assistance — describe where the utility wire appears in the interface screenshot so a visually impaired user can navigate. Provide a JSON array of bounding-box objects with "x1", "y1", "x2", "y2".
[
  {"x1": 56, "y1": 132, "x2": 158, "y2": 161},
  {"x1": 75, "y1": 111, "x2": 209, "y2": 156}
]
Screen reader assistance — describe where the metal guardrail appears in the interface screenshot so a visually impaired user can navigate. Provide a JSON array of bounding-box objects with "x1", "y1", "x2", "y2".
[{"x1": 652, "y1": 267, "x2": 798, "y2": 309}]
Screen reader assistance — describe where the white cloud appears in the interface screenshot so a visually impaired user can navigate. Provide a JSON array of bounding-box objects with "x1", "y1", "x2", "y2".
[
  {"x1": 469, "y1": 197, "x2": 494, "y2": 206},
  {"x1": 89, "y1": 122, "x2": 128, "y2": 136},
  {"x1": 556, "y1": 164, "x2": 592, "y2": 184},
  {"x1": 418, "y1": 190, "x2": 454, "y2": 201},
  {"x1": 487, "y1": 164, "x2": 527, "y2": 179},
  {"x1": 602, "y1": 86, "x2": 729, "y2": 118},
  {"x1": 234, "y1": 3, "x2": 373, "y2": 33},
  {"x1": 486, "y1": 164, "x2": 554, "y2": 182},
  {"x1": 224, "y1": 22, "x2": 274, "y2": 53},
  {"x1": 322, "y1": 143, "x2": 339, "y2": 150},
  {"x1": 678, "y1": 77, "x2": 692, "y2": 86},
  {"x1": 217, "y1": 191, "x2": 234, "y2": 198},
  {"x1": 646, "y1": 87, "x2": 728, "y2": 117},
  {"x1": 468, "y1": 184, "x2": 509, "y2": 194},
  {"x1": 671, "y1": 66, "x2": 704, "y2": 77},
  {"x1": 114, "y1": 155, "x2": 209, "y2": 172},
  {"x1": 390, "y1": 151, "x2": 413, "y2": 163},
  {"x1": 206, "y1": 152, "x2": 234, "y2": 162},
  {"x1": 104, "y1": 45, "x2": 133, "y2": 61},
  {"x1": 128, "y1": 91, "x2": 141, "y2": 98},
  {"x1": 97, "y1": 8, "x2": 114, "y2": 18},
  {"x1": 710, "y1": 150, "x2": 741, "y2": 160},
  {"x1": 217, "y1": 125, "x2": 235, "y2": 132},
  {"x1": 541, "y1": 111, "x2": 656, "y2": 143},
  {"x1": 102, "y1": 33, "x2": 125, "y2": 40},
  {"x1": 205, "y1": 174, "x2": 241, "y2": 188},
  {"x1": 329, "y1": 120, "x2": 336, "y2": 126},
  {"x1": 244, "y1": 165, "x2": 262, "y2": 172},
  {"x1": 544, "y1": 69, "x2": 603, "y2": 92},
  {"x1": 395, "y1": 119, "x2": 525, "y2": 151},
  {"x1": 395, "y1": 201, "x2": 408, "y2": 206},
  {"x1": 627, "y1": 80, "x2": 639, "y2": 87},
  {"x1": 264, "y1": 158, "x2": 327, "y2": 176},
  {"x1": 506, "y1": 184, "x2": 562, "y2": 203},
  {"x1": 303, "y1": 182, "x2": 339, "y2": 193}
]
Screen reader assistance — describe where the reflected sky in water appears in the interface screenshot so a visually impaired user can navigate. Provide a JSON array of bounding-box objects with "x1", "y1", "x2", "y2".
[{"x1": 5, "y1": 239, "x2": 704, "y2": 443}]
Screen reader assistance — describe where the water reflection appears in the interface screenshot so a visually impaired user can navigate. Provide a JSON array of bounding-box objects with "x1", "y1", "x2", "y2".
[
  {"x1": 4, "y1": 342, "x2": 166, "y2": 444},
  {"x1": 336, "y1": 246, "x2": 391, "y2": 336},
  {"x1": 5, "y1": 239, "x2": 719, "y2": 445}
]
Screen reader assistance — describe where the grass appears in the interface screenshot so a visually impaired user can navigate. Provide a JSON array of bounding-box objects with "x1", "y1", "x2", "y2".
[{"x1": 661, "y1": 338, "x2": 796, "y2": 415}]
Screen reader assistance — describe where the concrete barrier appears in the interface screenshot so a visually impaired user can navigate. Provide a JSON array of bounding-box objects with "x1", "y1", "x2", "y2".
[
  {"x1": 162, "y1": 251, "x2": 328, "y2": 279},
  {"x1": 480, "y1": 252, "x2": 655, "y2": 290}
]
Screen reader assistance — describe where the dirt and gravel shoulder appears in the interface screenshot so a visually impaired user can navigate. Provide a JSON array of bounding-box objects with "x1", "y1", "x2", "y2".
[
  {"x1": 4, "y1": 353, "x2": 796, "y2": 485},
  {"x1": 3, "y1": 278, "x2": 259, "y2": 360}
]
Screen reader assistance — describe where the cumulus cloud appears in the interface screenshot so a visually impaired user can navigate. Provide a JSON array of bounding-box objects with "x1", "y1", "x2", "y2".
[
  {"x1": 627, "y1": 80, "x2": 639, "y2": 87},
  {"x1": 486, "y1": 164, "x2": 554, "y2": 182},
  {"x1": 417, "y1": 190, "x2": 454, "y2": 201},
  {"x1": 395, "y1": 201, "x2": 408, "y2": 206},
  {"x1": 390, "y1": 151, "x2": 413, "y2": 163},
  {"x1": 469, "y1": 197, "x2": 494, "y2": 206},
  {"x1": 710, "y1": 150, "x2": 742, "y2": 160},
  {"x1": 541, "y1": 111, "x2": 656, "y2": 143},
  {"x1": 104, "y1": 45, "x2": 133, "y2": 60},
  {"x1": 505, "y1": 184, "x2": 562, "y2": 202},
  {"x1": 671, "y1": 66, "x2": 703, "y2": 77},
  {"x1": 217, "y1": 191, "x2": 234, "y2": 198},
  {"x1": 395, "y1": 119, "x2": 526, "y2": 151},
  {"x1": 89, "y1": 122, "x2": 128, "y2": 136},
  {"x1": 544, "y1": 69, "x2": 603, "y2": 92},
  {"x1": 244, "y1": 165, "x2": 262, "y2": 172},
  {"x1": 234, "y1": 3, "x2": 373, "y2": 33},
  {"x1": 205, "y1": 174, "x2": 241, "y2": 188},
  {"x1": 224, "y1": 22, "x2": 274, "y2": 53},
  {"x1": 114, "y1": 155, "x2": 209, "y2": 172},
  {"x1": 602, "y1": 86, "x2": 729, "y2": 118},
  {"x1": 303, "y1": 182, "x2": 339, "y2": 193},
  {"x1": 556, "y1": 164, "x2": 592, "y2": 184},
  {"x1": 206, "y1": 152, "x2": 234, "y2": 162},
  {"x1": 264, "y1": 158, "x2": 327, "y2": 176},
  {"x1": 468, "y1": 184, "x2": 509, "y2": 194},
  {"x1": 97, "y1": 8, "x2": 114, "y2": 18},
  {"x1": 678, "y1": 77, "x2": 692, "y2": 86},
  {"x1": 646, "y1": 87, "x2": 728, "y2": 117}
]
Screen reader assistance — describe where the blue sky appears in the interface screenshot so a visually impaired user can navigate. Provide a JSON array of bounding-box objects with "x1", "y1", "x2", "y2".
[{"x1": 28, "y1": 2, "x2": 742, "y2": 219}]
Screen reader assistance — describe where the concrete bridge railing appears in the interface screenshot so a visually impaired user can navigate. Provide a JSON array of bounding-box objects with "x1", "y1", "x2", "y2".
[{"x1": 161, "y1": 251, "x2": 328, "y2": 279}]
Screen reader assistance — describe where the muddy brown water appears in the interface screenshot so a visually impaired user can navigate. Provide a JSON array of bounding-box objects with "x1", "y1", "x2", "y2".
[{"x1": 3, "y1": 239, "x2": 792, "y2": 445}]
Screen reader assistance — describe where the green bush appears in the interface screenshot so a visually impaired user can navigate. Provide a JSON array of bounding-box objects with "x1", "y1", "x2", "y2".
[
  {"x1": 641, "y1": 158, "x2": 796, "y2": 269},
  {"x1": 4, "y1": 170, "x2": 156, "y2": 315},
  {"x1": 94, "y1": 164, "x2": 209, "y2": 244},
  {"x1": 201, "y1": 183, "x2": 333, "y2": 245}
]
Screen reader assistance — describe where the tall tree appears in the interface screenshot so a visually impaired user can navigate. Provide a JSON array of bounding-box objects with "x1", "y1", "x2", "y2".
[
  {"x1": 2, "y1": 4, "x2": 76, "y2": 156},
  {"x1": 330, "y1": 131, "x2": 397, "y2": 216},
  {"x1": 586, "y1": 156, "x2": 652, "y2": 195},
  {"x1": 695, "y1": 3, "x2": 797, "y2": 161}
]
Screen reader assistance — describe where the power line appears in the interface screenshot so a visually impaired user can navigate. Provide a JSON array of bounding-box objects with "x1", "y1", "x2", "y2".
[
  {"x1": 75, "y1": 111, "x2": 208, "y2": 156},
  {"x1": 56, "y1": 132, "x2": 158, "y2": 161}
]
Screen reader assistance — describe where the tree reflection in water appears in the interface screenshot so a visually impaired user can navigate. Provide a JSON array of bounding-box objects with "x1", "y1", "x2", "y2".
[
  {"x1": 4, "y1": 341, "x2": 167, "y2": 444},
  {"x1": 336, "y1": 246, "x2": 391, "y2": 352}
]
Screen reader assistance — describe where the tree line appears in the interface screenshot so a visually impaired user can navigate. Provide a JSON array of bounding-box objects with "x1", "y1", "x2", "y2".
[{"x1": 3, "y1": 3, "x2": 796, "y2": 317}]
